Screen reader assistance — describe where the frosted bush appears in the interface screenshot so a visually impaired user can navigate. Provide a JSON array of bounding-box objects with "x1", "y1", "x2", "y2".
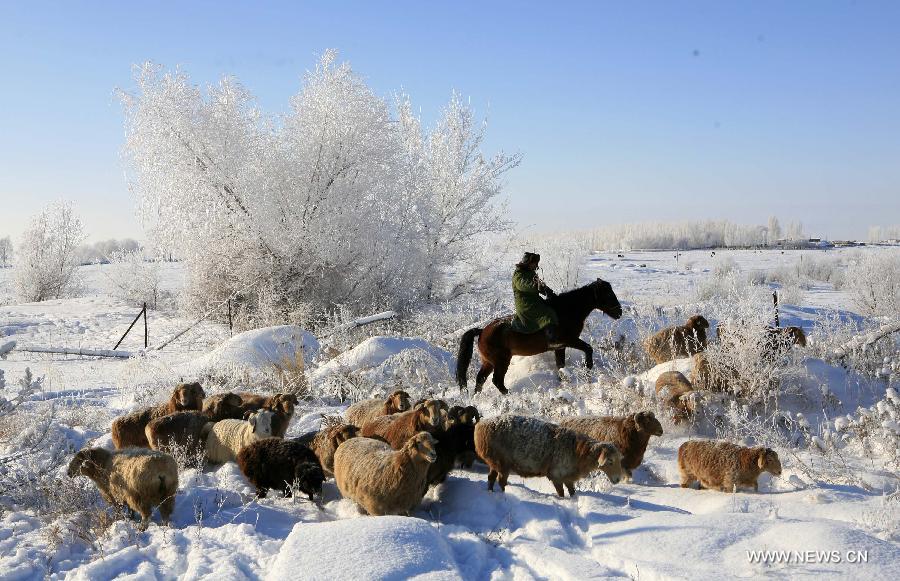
[
  {"x1": 103, "y1": 248, "x2": 162, "y2": 308},
  {"x1": 844, "y1": 251, "x2": 900, "y2": 316},
  {"x1": 14, "y1": 200, "x2": 86, "y2": 302}
]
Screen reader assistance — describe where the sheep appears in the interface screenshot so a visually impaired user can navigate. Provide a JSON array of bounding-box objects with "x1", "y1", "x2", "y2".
[
  {"x1": 717, "y1": 323, "x2": 807, "y2": 358},
  {"x1": 678, "y1": 440, "x2": 782, "y2": 492},
  {"x1": 655, "y1": 371, "x2": 697, "y2": 423},
  {"x1": 559, "y1": 411, "x2": 663, "y2": 480},
  {"x1": 296, "y1": 423, "x2": 359, "y2": 477},
  {"x1": 111, "y1": 382, "x2": 206, "y2": 449},
  {"x1": 238, "y1": 393, "x2": 298, "y2": 438},
  {"x1": 446, "y1": 405, "x2": 481, "y2": 468},
  {"x1": 344, "y1": 390, "x2": 411, "y2": 427},
  {"x1": 644, "y1": 315, "x2": 710, "y2": 364},
  {"x1": 145, "y1": 411, "x2": 211, "y2": 457},
  {"x1": 333, "y1": 431, "x2": 437, "y2": 515},
  {"x1": 237, "y1": 437, "x2": 326, "y2": 499},
  {"x1": 690, "y1": 352, "x2": 735, "y2": 393},
  {"x1": 474, "y1": 415, "x2": 621, "y2": 497},
  {"x1": 427, "y1": 421, "x2": 477, "y2": 486},
  {"x1": 67, "y1": 447, "x2": 178, "y2": 530},
  {"x1": 201, "y1": 392, "x2": 245, "y2": 421},
  {"x1": 359, "y1": 399, "x2": 448, "y2": 449},
  {"x1": 205, "y1": 410, "x2": 275, "y2": 464}
]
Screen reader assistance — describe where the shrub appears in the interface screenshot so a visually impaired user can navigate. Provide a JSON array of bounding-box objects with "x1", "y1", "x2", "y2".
[{"x1": 14, "y1": 200, "x2": 86, "y2": 302}]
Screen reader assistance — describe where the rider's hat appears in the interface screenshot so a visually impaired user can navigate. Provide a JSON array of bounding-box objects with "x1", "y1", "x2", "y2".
[{"x1": 517, "y1": 252, "x2": 540, "y2": 267}]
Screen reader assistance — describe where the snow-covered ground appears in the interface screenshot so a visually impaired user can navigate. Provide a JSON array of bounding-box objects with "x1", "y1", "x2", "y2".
[{"x1": 1, "y1": 248, "x2": 898, "y2": 580}]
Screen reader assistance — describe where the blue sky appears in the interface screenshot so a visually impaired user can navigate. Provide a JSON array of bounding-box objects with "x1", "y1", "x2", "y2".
[{"x1": 1, "y1": 0, "x2": 898, "y2": 242}]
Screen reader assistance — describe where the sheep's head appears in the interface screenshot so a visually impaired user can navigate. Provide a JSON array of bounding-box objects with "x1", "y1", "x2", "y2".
[
  {"x1": 329, "y1": 424, "x2": 358, "y2": 446},
  {"x1": 414, "y1": 399, "x2": 449, "y2": 431},
  {"x1": 594, "y1": 442, "x2": 624, "y2": 484},
  {"x1": 203, "y1": 393, "x2": 244, "y2": 420},
  {"x1": 406, "y1": 432, "x2": 438, "y2": 463},
  {"x1": 757, "y1": 448, "x2": 782, "y2": 476},
  {"x1": 67, "y1": 448, "x2": 110, "y2": 478},
  {"x1": 687, "y1": 315, "x2": 710, "y2": 330},
  {"x1": 635, "y1": 411, "x2": 664, "y2": 437},
  {"x1": 269, "y1": 393, "x2": 299, "y2": 417},
  {"x1": 387, "y1": 390, "x2": 411, "y2": 414},
  {"x1": 294, "y1": 461, "x2": 326, "y2": 502},
  {"x1": 246, "y1": 410, "x2": 274, "y2": 437},
  {"x1": 173, "y1": 382, "x2": 205, "y2": 411},
  {"x1": 449, "y1": 405, "x2": 481, "y2": 427},
  {"x1": 786, "y1": 327, "x2": 807, "y2": 347}
]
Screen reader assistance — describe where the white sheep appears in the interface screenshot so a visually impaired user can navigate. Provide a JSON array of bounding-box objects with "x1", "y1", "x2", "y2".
[
  {"x1": 67, "y1": 447, "x2": 178, "y2": 530},
  {"x1": 333, "y1": 431, "x2": 437, "y2": 516},
  {"x1": 204, "y1": 410, "x2": 274, "y2": 464}
]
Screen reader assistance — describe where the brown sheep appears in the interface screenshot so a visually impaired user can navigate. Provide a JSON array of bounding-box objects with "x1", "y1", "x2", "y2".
[
  {"x1": 344, "y1": 390, "x2": 411, "y2": 427},
  {"x1": 474, "y1": 415, "x2": 621, "y2": 497},
  {"x1": 333, "y1": 432, "x2": 438, "y2": 515},
  {"x1": 655, "y1": 371, "x2": 696, "y2": 423},
  {"x1": 644, "y1": 315, "x2": 710, "y2": 364},
  {"x1": 145, "y1": 411, "x2": 211, "y2": 456},
  {"x1": 67, "y1": 447, "x2": 178, "y2": 530},
  {"x1": 237, "y1": 393, "x2": 299, "y2": 438},
  {"x1": 678, "y1": 440, "x2": 782, "y2": 492},
  {"x1": 690, "y1": 352, "x2": 736, "y2": 393},
  {"x1": 559, "y1": 411, "x2": 663, "y2": 480},
  {"x1": 296, "y1": 424, "x2": 359, "y2": 477},
  {"x1": 111, "y1": 382, "x2": 206, "y2": 449},
  {"x1": 359, "y1": 399, "x2": 448, "y2": 449},
  {"x1": 718, "y1": 323, "x2": 807, "y2": 358},
  {"x1": 201, "y1": 392, "x2": 245, "y2": 421}
]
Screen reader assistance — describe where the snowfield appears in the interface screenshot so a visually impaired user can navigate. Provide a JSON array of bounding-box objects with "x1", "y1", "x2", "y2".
[{"x1": 1, "y1": 248, "x2": 899, "y2": 580}]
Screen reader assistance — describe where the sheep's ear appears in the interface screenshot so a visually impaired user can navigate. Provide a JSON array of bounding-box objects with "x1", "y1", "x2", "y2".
[
  {"x1": 757, "y1": 449, "x2": 767, "y2": 469},
  {"x1": 243, "y1": 410, "x2": 253, "y2": 420},
  {"x1": 597, "y1": 445, "x2": 610, "y2": 466},
  {"x1": 249, "y1": 414, "x2": 258, "y2": 428}
]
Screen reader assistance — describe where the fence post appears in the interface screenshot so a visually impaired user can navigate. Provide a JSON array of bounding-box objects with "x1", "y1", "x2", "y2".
[
  {"x1": 227, "y1": 299, "x2": 233, "y2": 336},
  {"x1": 143, "y1": 302, "x2": 148, "y2": 348},
  {"x1": 773, "y1": 290, "x2": 779, "y2": 328}
]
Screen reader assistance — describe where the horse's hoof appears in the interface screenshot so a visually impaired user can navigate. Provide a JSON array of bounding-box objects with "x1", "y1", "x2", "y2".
[{"x1": 497, "y1": 387, "x2": 509, "y2": 395}]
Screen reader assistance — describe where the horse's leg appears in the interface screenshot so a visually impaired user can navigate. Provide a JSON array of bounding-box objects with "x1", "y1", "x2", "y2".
[
  {"x1": 474, "y1": 363, "x2": 494, "y2": 393},
  {"x1": 554, "y1": 348, "x2": 566, "y2": 369},
  {"x1": 492, "y1": 356, "x2": 511, "y2": 395},
  {"x1": 568, "y1": 338, "x2": 594, "y2": 369}
]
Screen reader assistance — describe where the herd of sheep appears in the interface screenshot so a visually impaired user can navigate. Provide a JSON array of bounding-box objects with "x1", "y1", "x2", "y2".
[{"x1": 66, "y1": 315, "x2": 802, "y2": 529}]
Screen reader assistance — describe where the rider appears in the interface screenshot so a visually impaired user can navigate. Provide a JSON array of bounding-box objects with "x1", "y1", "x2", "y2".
[{"x1": 511, "y1": 252, "x2": 561, "y2": 345}]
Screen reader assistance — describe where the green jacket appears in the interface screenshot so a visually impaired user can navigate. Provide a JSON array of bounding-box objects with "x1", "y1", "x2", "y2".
[{"x1": 510, "y1": 266, "x2": 558, "y2": 333}]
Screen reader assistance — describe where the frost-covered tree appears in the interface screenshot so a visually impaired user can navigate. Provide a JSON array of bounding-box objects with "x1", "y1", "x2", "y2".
[
  {"x1": 103, "y1": 248, "x2": 161, "y2": 308},
  {"x1": 845, "y1": 251, "x2": 900, "y2": 317},
  {"x1": 0, "y1": 236, "x2": 13, "y2": 267},
  {"x1": 14, "y1": 201, "x2": 86, "y2": 302},
  {"x1": 767, "y1": 216, "x2": 781, "y2": 244},
  {"x1": 122, "y1": 51, "x2": 516, "y2": 323}
]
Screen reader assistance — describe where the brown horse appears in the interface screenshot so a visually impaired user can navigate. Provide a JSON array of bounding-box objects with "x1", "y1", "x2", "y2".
[{"x1": 456, "y1": 278, "x2": 623, "y2": 394}]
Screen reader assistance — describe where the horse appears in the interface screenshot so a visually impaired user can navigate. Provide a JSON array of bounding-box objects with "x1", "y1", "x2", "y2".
[{"x1": 456, "y1": 278, "x2": 623, "y2": 395}]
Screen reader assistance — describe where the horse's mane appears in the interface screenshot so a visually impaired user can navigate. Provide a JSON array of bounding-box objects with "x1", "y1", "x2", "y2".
[{"x1": 551, "y1": 281, "x2": 598, "y2": 314}]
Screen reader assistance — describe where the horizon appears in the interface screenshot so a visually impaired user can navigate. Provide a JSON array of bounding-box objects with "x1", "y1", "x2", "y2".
[{"x1": 2, "y1": 1, "x2": 899, "y2": 243}]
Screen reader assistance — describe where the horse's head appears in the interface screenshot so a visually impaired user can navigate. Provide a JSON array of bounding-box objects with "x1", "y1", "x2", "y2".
[{"x1": 592, "y1": 278, "x2": 622, "y2": 319}]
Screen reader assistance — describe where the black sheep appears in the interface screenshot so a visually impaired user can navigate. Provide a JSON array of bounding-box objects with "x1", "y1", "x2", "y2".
[
  {"x1": 237, "y1": 437, "x2": 325, "y2": 500},
  {"x1": 426, "y1": 421, "x2": 477, "y2": 486}
]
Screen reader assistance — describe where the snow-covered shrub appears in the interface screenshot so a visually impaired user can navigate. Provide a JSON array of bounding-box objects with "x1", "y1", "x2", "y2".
[
  {"x1": 121, "y1": 51, "x2": 518, "y2": 326},
  {"x1": 75, "y1": 238, "x2": 141, "y2": 266},
  {"x1": 844, "y1": 251, "x2": 900, "y2": 316},
  {"x1": 0, "y1": 236, "x2": 13, "y2": 267},
  {"x1": 519, "y1": 233, "x2": 591, "y2": 292},
  {"x1": 103, "y1": 248, "x2": 162, "y2": 308},
  {"x1": 14, "y1": 200, "x2": 86, "y2": 302}
]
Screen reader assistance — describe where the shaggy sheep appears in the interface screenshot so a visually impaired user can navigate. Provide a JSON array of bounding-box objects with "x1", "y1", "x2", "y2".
[
  {"x1": 237, "y1": 437, "x2": 325, "y2": 499},
  {"x1": 145, "y1": 411, "x2": 211, "y2": 456},
  {"x1": 205, "y1": 410, "x2": 275, "y2": 464},
  {"x1": 201, "y1": 392, "x2": 245, "y2": 421},
  {"x1": 111, "y1": 382, "x2": 206, "y2": 449},
  {"x1": 559, "y1": 411, "x2": 663, "y2": 480},
  {"x1": 296, "y1": 423, "x2": 359, "y2": 477},
  {"x1": 717, "y1": 323, "x2": 807, "y2": 357},
  {"x1": 474, "y1": 415, "x2": 621, "y2": 497},
  {"x1": 655, "y1": 371, "x2": 697, "y2": 423},
  {"x1": 359, "y1": 399, "x2": 448, "y2": 449},
  {"x1": 237, "y1": 393, "x2": 298, "y2": 438},
  {"x1": 644, "y1": 315, "x2": 710, "y2": 364},
  {"x1": 690, "y1": 352, "x2": 735, "y2": 393},
  {"x1": 344, "y1": 390, "x2": 411, "y2": 427},
  {"x1": 427, "y1": 421, "x2": 477, "y2": 486},
  {"x1": 333, "y1": 431, "x2": 437, "y2": 515},
  {"x1": 678, "y1": 440, "x2": 782, "y2": 492},
  {"x1": 67, "y1": 447, "x2": 178, "y2": 530}
]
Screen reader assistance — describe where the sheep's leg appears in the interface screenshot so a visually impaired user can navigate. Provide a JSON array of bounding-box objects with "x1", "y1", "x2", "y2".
[
  {"x1": 475, "y1": 364, "x2": 494, "y2": 393},
  {"x1": 565, "y1": 482, "x2": 576, "y2": 497},
  {"x1": 498, "y1": 473, "x2": 508, "y2": 491},
  {"x1": 679, "y1": 471, "x2": 694, "y2": 488},
  {"x1": 550, "y1": 479, "x2": 565, "y2": 498},
  {"x1": 487, "y1": 470, "x2": 498, "y2": 491},
  {"x1": 568, "y1": 338, "x2": 594, "y2": 369},
  {"x1": 554, "y1": 348, "x2": 566, "y2": 369},
  {"x1": 256, "y1": 487, "x2": 269, "y2": 498}
]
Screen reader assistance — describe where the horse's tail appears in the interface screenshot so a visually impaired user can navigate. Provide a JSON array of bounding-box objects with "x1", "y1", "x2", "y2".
[{"x1": 456, "y1": 327, "x2": 482, "y2": 389}]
